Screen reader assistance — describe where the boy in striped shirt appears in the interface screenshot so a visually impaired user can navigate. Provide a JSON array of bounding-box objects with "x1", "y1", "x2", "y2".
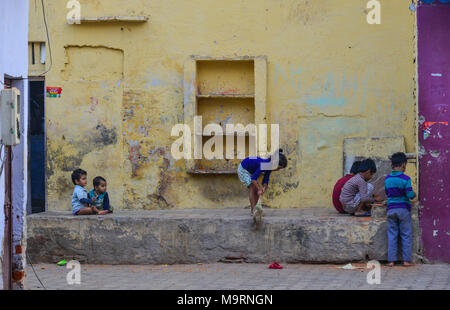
[{"x1": 385, "y1": 152, "x2": 415, "y2": 267}]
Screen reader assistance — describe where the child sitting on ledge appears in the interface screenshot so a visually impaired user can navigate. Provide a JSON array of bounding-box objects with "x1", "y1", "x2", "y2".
[
  {"x1": 88, "y1": 176, "x2": 113, "y2": 215},
  {"x1": 71, "y1": 168, "x2": 98, "y2": 215},
  {"x1": 332, "y1": 160, "x2": 361, "y2": 214},
  {"x1": 339, "y1": 158, "x2": 383, "y2": 217},
  {"x1": 71, "y1": 169, "x2": 109, "y2": 215}
]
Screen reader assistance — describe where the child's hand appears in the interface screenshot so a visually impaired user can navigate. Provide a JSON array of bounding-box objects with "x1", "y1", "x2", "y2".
[
  {"x1": 261, "y1": 185, "x2": 267, "y2": 195},
  {"x1": 373, "y1": 194, "x2": 383, "y2": 202},
  {"x1": 257, "y1": 189, "x2": 263, "y2": 196}
]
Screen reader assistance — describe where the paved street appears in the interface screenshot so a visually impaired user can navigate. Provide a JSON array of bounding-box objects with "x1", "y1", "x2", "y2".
[{"x1": 24, "y1": 263, "x2": 450, "y2": 290}]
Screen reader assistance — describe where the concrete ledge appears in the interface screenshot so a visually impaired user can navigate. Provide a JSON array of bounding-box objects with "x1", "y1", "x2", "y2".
[{"x1": 26, "y1": 206, "x2": 422, "y2": 264}]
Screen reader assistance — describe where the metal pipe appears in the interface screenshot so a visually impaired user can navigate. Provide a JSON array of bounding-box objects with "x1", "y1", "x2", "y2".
[{"x1": 3, "y1": 146, "x2": 12, "y2": 290}]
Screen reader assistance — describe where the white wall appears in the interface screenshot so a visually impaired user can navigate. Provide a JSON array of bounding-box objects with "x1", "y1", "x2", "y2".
[{"x1": 0, "y1": 0, "x2": 30, "y2": 289}]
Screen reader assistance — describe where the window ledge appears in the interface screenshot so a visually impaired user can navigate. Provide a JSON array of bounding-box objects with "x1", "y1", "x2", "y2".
[{"x1": 67, "y1": 16, "x2": 149, "y2": 24}]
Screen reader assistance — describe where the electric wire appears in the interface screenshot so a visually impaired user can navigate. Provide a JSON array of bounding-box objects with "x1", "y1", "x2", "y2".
[
  {"x1": 26, "y1": 253, "x2": 46, "y2": 289},
  {"x1": 0, "y1": 145, "x2": 5, "y2": 177},
  {"x1": 38, "y1": 0, "x2": 52, "y2": 76}
]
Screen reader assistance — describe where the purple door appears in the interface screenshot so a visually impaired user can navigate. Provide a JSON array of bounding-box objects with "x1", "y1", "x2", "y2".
[{"x1": 418, "y1": 4, "x2": 450, "y2": 263}]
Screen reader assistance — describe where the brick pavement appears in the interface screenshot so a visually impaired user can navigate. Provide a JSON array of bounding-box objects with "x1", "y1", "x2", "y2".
[{"x1": 24, "y1": 263, "x2": 450, "y2": 290}]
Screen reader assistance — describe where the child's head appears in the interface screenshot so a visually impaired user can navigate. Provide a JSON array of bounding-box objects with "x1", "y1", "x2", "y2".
[
  {"x1": 271, "y1": 149, "x2": 288, "y2": 171},
  {"x1": 93, "y1": 176, "x2": 107, "y2": 194},
  {"x1": 358, "y1": 158, "x2": 377, "y2": 181},
  {"x1": 391, "y1": 152, "x2": 407, "y2": 171},
  {"x1": 350, "y1": 160, "x2": 361, "y2": 175},
  {"x1": 71, "y1": 168, "x2": 87, "y2": 187}
]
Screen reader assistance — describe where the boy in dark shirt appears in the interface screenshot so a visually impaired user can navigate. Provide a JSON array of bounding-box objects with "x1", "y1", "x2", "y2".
[{"x1": 332, "y1": 161, "x2": 361, "y2": 213}]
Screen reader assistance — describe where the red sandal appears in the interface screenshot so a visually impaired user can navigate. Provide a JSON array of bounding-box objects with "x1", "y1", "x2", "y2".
[{"x1": 268, "y1": 262, "x2": 283, "y2": 269}]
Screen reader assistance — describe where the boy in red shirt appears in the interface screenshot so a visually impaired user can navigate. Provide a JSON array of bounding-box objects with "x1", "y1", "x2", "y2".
[{"x1": 332, "y1": 161, "x2": 361, "y2": 213}]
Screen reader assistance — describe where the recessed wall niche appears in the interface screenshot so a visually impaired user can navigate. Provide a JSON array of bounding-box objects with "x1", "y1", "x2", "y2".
[{"x1": 184, "y1": 56, "x2": 267, "y2": 174}]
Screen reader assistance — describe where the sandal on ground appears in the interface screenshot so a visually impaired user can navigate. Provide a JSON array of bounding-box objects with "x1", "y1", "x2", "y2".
[
  {"x1": 269, "y1": 262, "x2": 283, "y2": 269},
  {"x1": 355, "y1": 211, "x2": 371, "y2": 217}
]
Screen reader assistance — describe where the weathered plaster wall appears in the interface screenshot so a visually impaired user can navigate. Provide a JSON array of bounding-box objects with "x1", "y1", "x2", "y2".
[{"x1": 29, "y1": 0, "x2": 417, "y2": 210}]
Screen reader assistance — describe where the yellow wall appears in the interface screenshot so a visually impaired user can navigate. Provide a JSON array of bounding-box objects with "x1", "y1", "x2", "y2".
[{"x1": 29, "y1": 0, "x2": 417, "y2": 210}]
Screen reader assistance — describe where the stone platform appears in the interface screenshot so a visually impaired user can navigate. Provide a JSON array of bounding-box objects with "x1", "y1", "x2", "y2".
[{"x1": 26, "y1": 206, "x2": 422, "y2": 265}]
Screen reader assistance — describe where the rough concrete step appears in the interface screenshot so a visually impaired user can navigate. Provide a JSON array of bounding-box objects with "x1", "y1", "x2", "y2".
[{"x1": 26, "y1": 206, "x2": 422, "y2": 265}]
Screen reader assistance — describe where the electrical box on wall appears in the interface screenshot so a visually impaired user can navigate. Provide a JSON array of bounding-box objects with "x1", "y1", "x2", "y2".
[{"x1": 0, "y1": 87, "x2": 21, "y2": 146}]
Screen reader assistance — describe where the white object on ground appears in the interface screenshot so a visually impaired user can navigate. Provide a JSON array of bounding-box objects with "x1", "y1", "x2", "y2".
[{"x1": 339, "y1": 263, "x2": 364, "y2": 270}]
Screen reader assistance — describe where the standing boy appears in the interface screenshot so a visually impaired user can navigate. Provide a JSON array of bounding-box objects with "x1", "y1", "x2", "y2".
[
  {"x1": 340, "y1": 158, "x2": 383, "y2": 216},
  {"x1": 385, "y1": 152, "x2": 415, "y2": 267}
]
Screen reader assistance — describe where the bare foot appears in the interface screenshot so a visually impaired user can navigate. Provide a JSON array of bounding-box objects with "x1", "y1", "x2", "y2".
[
  {"x1": 387, "y1": 262, "x2": 394, "y2": 267},
  {"x1": 403, "y1": 261, "x2": 414, "y2": 267}
]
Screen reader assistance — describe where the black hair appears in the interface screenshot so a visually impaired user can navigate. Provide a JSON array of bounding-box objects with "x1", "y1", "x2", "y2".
[
  {"x1": 93, "y1": 176, "x2": 106, "y2": 187},
  {"x1": 350, "y1": 161, "x2": 361, "y2": 174},
  {"x1": 71, "y1": 168, "x2": 87, "y2": 185},
  {"x1": 358, "y1": 158, "x2": 377, "y2": 173},
  {"x1": 272, "y1": 148, "x2": 288, "y2": 168},
  {"x1": 391, "y1": 152, "x2": 407, "y2": 167}
]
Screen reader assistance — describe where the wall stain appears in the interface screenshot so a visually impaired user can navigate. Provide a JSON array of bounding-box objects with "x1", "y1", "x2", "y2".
[
  {"x1": 95, "y1": 124, "x2": 117, "y2": 146},
  {"x1": 46, "y1": 122, "x2": 118, "y2": 177},
  {"x1": 128, "y1": 141, "x2": 143, "y2": 176}
]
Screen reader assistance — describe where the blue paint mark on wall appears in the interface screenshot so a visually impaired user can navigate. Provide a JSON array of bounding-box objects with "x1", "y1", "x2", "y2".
[{"x1": 304, "y1": 71, "x2": 346, "y2": 107}]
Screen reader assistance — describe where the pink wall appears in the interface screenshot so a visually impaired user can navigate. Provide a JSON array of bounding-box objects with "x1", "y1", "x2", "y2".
[{"x1": 418, "y1": 3, "x2": 450, "y2": 263}]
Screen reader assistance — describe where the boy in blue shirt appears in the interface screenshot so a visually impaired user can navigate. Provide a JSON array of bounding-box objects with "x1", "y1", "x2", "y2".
[
  {"x1": 237, "y1": 149, "x2": 288, "y2": 227},
  {"x1": 385, "y1": 152, "x2": 415, "y2": 267},
  {"x1": 71, "y1": 168, "x2": 99, "y2": 215},
  {"x1": 88, "y1": 176, "x2": 113, "y2": 215}
]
